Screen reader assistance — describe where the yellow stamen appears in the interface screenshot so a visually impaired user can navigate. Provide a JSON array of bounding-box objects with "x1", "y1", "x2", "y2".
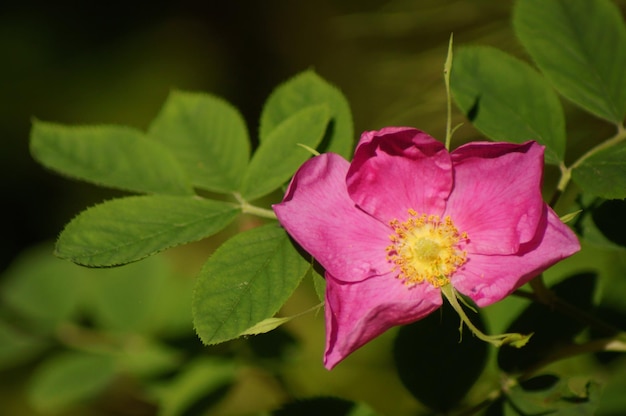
[{"x1": 386, "y1": 209, "x2": 468, "y2": 287}]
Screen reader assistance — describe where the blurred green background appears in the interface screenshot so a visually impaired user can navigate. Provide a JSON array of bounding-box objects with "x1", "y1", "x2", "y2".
[{"x1": 2, "y1": 1, "x2": 626, "y2": 415}]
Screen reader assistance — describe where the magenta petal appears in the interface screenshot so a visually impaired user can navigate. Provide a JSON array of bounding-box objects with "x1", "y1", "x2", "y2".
[
  {"x1": 273, "y1": 153, "x2": 392, "y2": 283},
  {"x1": 346, "y1": 127, "x2": 452, "y2": 222},
  {"x1": 445, "y1": 141, "x2": 546, "y2": 255},
  {"x1": 324, "y1": 271, "x2": 442, "y2": 369},
  {"x1": 452, "y1": 207, "x2": 580, "y2": 307}
]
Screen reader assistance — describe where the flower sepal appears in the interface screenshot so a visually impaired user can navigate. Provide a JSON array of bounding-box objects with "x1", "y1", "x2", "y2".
[{"x1": 441, "y1": 283, "x2": 533, "y2": 349}]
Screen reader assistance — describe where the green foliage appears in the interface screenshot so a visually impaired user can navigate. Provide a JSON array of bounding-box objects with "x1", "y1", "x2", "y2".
[
  {"x1": 192, "y1": 224, "x2": 310, "y2": 345},
  {"x1": 499, "y1": 375, "x2": 600, "y2": 415},
  {"x1": 498, "y1": 273, "x2": 597, "y2": 373},
  {"x1": 240, "y1": 104, "x2": 330, "y2": 200},
  {"x1": 56, "y1": 195, "x2": 240, "y2": 266},
  {"x1": 451, "y1": 46, "x2": 566, "y2": 164},
  {"x1": 30, "y1": 121, "x2": 194, "y2": 195},
  {"x1": 148, "y1": 90, "x2": 251, "y2": 193},
  {"x1": 513, "y1": 0, "x2": 626, "y2": 124},
  {"x1": 572, "y1": 141, "x2": 626, "y2": 199},
  {"x1": 259, "y1": 70, "x2": 354, "y2": 158}
]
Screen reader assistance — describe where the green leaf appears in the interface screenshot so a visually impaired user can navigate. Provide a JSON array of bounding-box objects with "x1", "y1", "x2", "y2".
[
  {"x1": 393, "y1": 300, "x2": 488, "y2": 412},
  {"x1": 1, "y1": 243, "x2": 83, "y2": 332},
  {"x1": 260, "y1": 70, "x2": 354, "y2": 158},
  {"x1": 498, "y1": 273, "x2": 597, "y2": 373},
  {"x1": 28, "y1": 352, "x2": 117, "y2": 413},
  {"x1": 193, "y1": 224, "x2": 309, "y2": 345},
  {"x1": 238, "y1": 316, "x2": 293, "y2": 336},
  {"x1": 149, "y1": 357, "x2": 236, "y2": 416},
  {"x1": 312, "y1": 267, "x2": 326, "y2": 303},
  {"x1": 451, "y1": 46, "x2": 566, "y2": 164},
  {"x1": 148, "y1": 90, "x2": 250, "y2": 193},
  {"x1": 240, "y1": 105, "x2": 330, "y2": 201},
  {"x1": 56, "y1": 195, "x2": 240, "y2": 267},
  {"x1": 506, "y1": 375, "x2": 599, "y2": 415},
  {"x1": 572, "y1": 141, "x2": 626, "y2": 199},
  {"x1": 30, "y1": 121, "x2": 193, "y2": 195},
  {"x1": 513, "y1": 0, "x2": 626, "y2": 124}
]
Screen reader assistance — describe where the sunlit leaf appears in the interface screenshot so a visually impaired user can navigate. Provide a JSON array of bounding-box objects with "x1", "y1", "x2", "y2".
[
  {"x1": 451, "y1": 46, "x2": 565, "y2": 164},
  {"x1": 56, "y1": 195, "x2": 240, "y2": 267},
  {"x1": 30, "y1": 121, "x2": 193, "y2": 195},
  {"x1": 240, "y1": 105, "x2": 330, "y2": 201},
  {"x1": 260, "y1": 70, "x2": 354, "y2": 158},
  {"x1": 572, "y1": 141, "x2": 626, "y2": 199},
  {"x1": 513, "y1": 0, "x2": 626, "y2": 124},
  {"x1": 28, "y1": 352, "x2": 117, "y2": 413},
  {"x1": 148, "y1": 90, "x2": 250, "y2": 193},
  {"x1": 193, "y1": 224, "x2": 309, "y2": 345},
  {"x1": 393, "y1": 300, "x2": 488, "y2": 412}
]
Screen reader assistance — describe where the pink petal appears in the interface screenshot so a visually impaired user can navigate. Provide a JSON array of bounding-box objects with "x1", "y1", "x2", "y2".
[
  {"x1": 346, "y1": 127, "x2": 452, "y2": 223},
  {"x1": 324, "y1": 271, "x2": 443, "y2": 369},
  {"x1": 445, "y1": 141, "x2": 546, "y2": 255},
  {"x1": 452, "y1": 206, "x2": 580, "y2": 307},
  {"x1": 273, "y1": 153, "x2": 392, "y2": 283}
]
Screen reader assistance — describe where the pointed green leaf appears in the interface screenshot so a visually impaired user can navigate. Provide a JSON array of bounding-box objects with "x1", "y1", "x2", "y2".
[
  {"x1": 193, "y1": 224, "x2": 309, "y2": 345},
  {"x1": 240, "y1": 105, "x2": 330, "y2": 200},
  {"x1": 393, "y1": 300, "x2": 488, "y2": 412},
  {"x1": 56, "y1": 195, "x2": 240, "y2": 267},
  {"x1": 451, "y1": 46, "x2": 566, "y2": 164},
  {"x1": 28, "y1": 352, "x2": 117, "y2": 413},
  {"x1": 238, "y1": 316, "x2": 293, "y2": 336},
  {"x1": 572, "y1": 141, "x2": 626, "y2": 199},
  {"x1": 260, "y1": 70, "x2": 354, "y2": 158},
  {"x1": 513, "y1": 0, "x2": 626, "y2": 124},
  {"x1": 30, "y1": 121, "x2": 193, "y2": 195},
  {"x1": 148, "y1": 90, "x2": 250, "y2": 193}
]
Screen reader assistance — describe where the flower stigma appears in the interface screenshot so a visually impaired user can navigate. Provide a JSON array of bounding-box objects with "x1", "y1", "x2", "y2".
[{"x1": 386, "y1": 209, "x2": 468, "y2": 287}]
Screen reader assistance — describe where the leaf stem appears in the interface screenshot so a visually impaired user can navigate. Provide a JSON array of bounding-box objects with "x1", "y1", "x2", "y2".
[
  {"x1": 233, "y1": 193, "x2": 278, "y2": 220},
  {"x1": 444, "y1": 33, "x2": 454, "y2": 151},
  {"x1": 550, "y1": 122, "x2": 626, "y2": 207}
]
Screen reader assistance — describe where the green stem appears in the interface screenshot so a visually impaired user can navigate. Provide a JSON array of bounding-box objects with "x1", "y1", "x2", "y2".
[
  {"x1": 233, "y1": 193, "x2": 278, "y2": 220},
  {"x1": 550, "y1": 123, "x2": 626, "y2": 207},
  {"x1": 444, "y1": 33, "x2": 454, "y2": 151},
  {"x1": 520, "y1": 334, "x2": 626, "y2": 380},
  {"x1": 441, "y1": 284, "x2": 532, "y2": 348}
]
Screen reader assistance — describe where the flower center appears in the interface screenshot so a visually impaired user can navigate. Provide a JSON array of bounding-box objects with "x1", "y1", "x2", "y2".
[{"x1": 386, "y1": 209, "x2": 468, "y2": 288}]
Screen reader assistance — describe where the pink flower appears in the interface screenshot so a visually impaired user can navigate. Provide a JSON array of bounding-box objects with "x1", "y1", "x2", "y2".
[{"x1": 273, "y1": 127, "x2": 580, "y2": 369}]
